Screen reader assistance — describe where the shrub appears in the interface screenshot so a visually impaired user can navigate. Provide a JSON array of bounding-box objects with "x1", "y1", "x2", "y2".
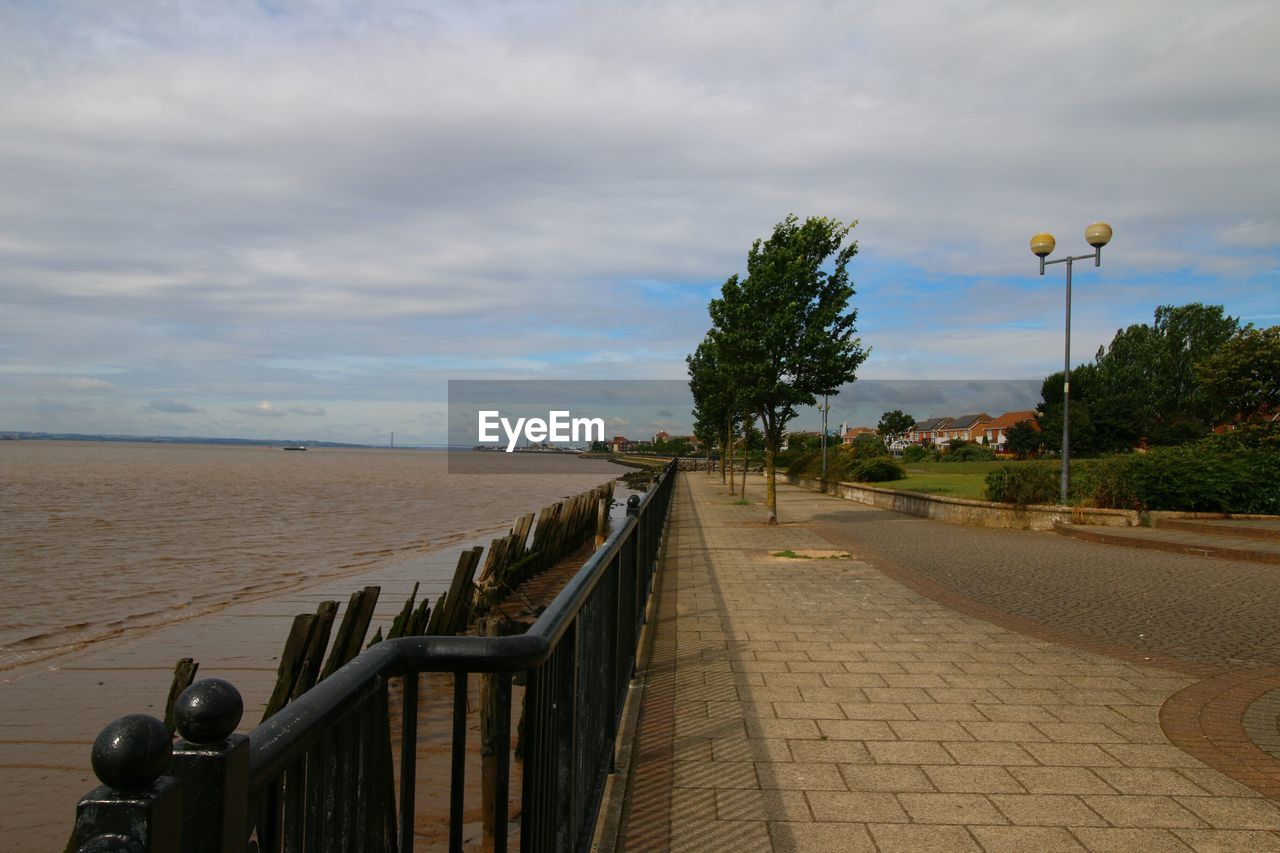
[
  {"x1": 849, "y1": 457, "x2": 906, "y2": 482},
  {"x1": 984, "y1": 464, "x2": 1060, "y2": 506},
  {"x1": 944, "y1": 443, "x2": 996, "y2": 462},
  {"x1": 1073, "y1": 440, "x2": 1280, "y2": 514},
  {"x1": 847, "y1": 433, "x2": 890, "y2": 459},
  {"x1": 901, "y1": 445, "x2": 932, "y2": 463},
  {"x1": 1072, "y1": 455, "x2": 1140, "y2": 509}
]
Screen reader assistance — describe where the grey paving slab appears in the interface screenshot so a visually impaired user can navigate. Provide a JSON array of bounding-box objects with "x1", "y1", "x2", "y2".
[{"x1": 618, "y1": 472, "x2": 1280, "y2": 851}]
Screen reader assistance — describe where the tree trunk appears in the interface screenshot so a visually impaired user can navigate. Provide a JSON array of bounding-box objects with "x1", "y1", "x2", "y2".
[
  {"x1": 720, "y1": 419, "x2": 728, "y2": 483},
  {"x1": 740, "y1": 431, "x2": 748, "y2": 497},
  {"x1": 728, "y1": 428, "x2": 736, "y2": 493},
  {"x1": 765, "y1": 440, "x2": 777, "y2": 524}
]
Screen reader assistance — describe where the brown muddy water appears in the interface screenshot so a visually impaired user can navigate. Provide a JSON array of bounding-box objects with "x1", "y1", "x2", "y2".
[{"x1": 0, "y1": 441, "x2": 625, "y2": 670}]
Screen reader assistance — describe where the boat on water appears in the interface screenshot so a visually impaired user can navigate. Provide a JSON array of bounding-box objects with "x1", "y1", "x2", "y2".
[{"x1": 282, "y1": 445, "x2": 308, "y2": 451}]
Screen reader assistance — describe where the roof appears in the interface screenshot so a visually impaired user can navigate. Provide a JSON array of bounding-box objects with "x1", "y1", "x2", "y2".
[
  {"x1": 984, "y1": 410, "x2": 1039, "y2": 430},
  {"x1": 913, "y1": 417, "x2": 952, "y2": 432},
  {"x1": 944, "y1": 413, "x2": 992, "y2": 430}
]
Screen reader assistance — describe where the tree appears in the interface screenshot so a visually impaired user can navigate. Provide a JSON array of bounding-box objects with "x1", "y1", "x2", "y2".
[
  {"x1": 1037, "y1": 364, "x2": 1101, "y2": 456},
  {"x1": 708, "y1": 215, "x2": 869, "y2": 523},
  {"x1": 687, "y1": 335, "x2": 734, "y2": 484},
  {"x1": 877, "y1": 410, "x2": 915, "y2": 446},
  {"x1": 1037, "y1": 303, "x2": 1241, "y2": 451},
  {"x1": 1004, "y1": 419, "x2": 1040, "y2": 459},
  {"x1": 1196, "y1": 325, "x2": 1280, "y2": 423},
  {"x1": 1092, "y1": 303, "x2": 1239, "y2": 445}
]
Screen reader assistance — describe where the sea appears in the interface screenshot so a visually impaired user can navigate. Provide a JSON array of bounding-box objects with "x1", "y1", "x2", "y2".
[{"x1": 0, "y1": 441, "x2": 626, "y2": 670}]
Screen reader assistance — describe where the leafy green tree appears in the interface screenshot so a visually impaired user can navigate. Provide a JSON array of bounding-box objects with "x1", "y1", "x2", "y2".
[
  {"x1": 1004, "y1": 419, "x2": 1040, "y2": 459},
  {"x1": 1196, "y1": 325, "x2": 1280, "y2": 423},
  {"x1": 708, "y1": 215, "x2": 869, "y2": 523},
  {"x1": 877, "y1": 409, "x2": 915, "y2": 445},
  {"x1": 848, "y1": 432, "x2": 889, "y2": 458},
  {"x1": 1093, "y1": 303, "x2": 1239, "y2": 444},
  {"x1": 1037, "y1": 364, "x2": 1101, "y2": 456},
  {"x1": 1038, "y1": 303, "x2": 1241, "y2": 451},
  {"x1": 687, "y1": 335, "x2": 735, "y2": 483}
]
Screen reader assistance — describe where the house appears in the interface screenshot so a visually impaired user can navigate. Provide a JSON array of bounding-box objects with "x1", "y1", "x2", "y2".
[
  {"x1": 841, "y1": 426, "x2": 876, "y2": 446},
  {"x1": 610, "y1": 436, "x2": 630, "y2": 453},
  {"x1": 653, "y1": 430, "x2": 670, "y2": 443},
  {"x1": 982, "y1": 410, "x2": 1040, "y2": 451},
  {"x1": 781, "y1": 430, "x2": 821, "y2": 451},
  {"x1": 908, "y1": 417, "x2": 952, "y2": 446},
  {"x1": 937, "y1": 413, "x2": 992, "y2": 445}
]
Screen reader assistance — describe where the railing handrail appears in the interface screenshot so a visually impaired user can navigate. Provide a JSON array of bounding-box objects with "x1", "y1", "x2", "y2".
[{"x1": 247, "y1": 461, "x2": 672, "y2": 786}]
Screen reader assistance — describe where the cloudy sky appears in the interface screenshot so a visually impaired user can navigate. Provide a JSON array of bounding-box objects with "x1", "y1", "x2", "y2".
[{"x1": 2, "y1": 0, "x2": 1276, "y2": 443}]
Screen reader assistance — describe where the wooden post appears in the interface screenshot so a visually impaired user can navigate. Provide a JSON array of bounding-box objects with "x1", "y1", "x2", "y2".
[
  {"x1": 595, "y1": 496, "x2": 608, "y2": 548},
  {"x1": 262, "y1": 613, "x2": 315, "y2": 722},
  {"x1": 162, "y1": 657, "x2": 199, "y2": 735},
  {"x1": 290, "y1": 600, "x2": 337, "y2": 700}
]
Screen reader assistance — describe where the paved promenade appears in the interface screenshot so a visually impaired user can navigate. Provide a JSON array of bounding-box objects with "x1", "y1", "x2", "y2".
[{"x1": 616, "y1": 473, "x2": 1280, "y2": 851}]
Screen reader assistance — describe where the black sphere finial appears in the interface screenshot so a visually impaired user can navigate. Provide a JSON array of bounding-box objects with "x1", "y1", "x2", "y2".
[
  {"x1": 174, "y1": 678, "x2": 243, "y2": 744},
  {"x1": 90, "y1": 714, "x2": 172, "y2": 791},
  {"x1": 627, "y1": 494, "x2": 641, "y2": 508}
]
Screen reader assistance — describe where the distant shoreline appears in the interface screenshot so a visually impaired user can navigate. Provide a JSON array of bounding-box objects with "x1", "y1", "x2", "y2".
[{"x1": 0, "y1": 431, "x2": 434, "y2": 449}]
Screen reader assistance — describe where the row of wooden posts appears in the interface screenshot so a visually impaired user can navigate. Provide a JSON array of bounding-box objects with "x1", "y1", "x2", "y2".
[{"x1": 162, "y1": 479, "x2": 616, "y2": 729}]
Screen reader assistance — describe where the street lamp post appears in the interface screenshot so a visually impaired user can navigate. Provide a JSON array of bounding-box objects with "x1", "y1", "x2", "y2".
[
  {"x1": 820, "y1": 396, "x2": 830, "y2": 478},
  {"x1": 1030, "y1": 222, "x2": 1113, "y2": 504}
]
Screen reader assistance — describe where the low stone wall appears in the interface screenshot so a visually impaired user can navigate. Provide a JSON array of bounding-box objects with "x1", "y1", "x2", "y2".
[{"x1": 786, "y1": 474, "x2": 1139, "y2": 531}]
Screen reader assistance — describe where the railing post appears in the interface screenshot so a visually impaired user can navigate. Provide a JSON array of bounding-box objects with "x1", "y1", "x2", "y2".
[
  {"x1": 74, "y1": 714, "x2": 183, "y2": 852},
  {"x1": 168, "y1": 679, "x2": 249, "y2": 853}
]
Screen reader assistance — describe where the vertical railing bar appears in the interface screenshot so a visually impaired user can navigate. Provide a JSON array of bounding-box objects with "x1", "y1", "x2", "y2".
[
  {"x1": 321, "y1": 728, "x2": 340, "y2": 853},
  {"x1": 449, "y1": 672, "x2": 467, "y2": 853},
  {"x1": 493, "y1": 671, "x2": 513, "y2": 853},
  {"x1": 336, "y1": 706, "x2": 357, "y2": 852},
  {"x1": 284, "y1": 756, "x2": 305, "y2": 853},
  {"x1": 353, "y1": 692, "x2": 371, "y2": 853},
  {"x1": 519, "y1": 665, "x2": 538, "y2": 852},
  {"x1": 399, "y1": 671, "x2": 419, "y2": 853}
]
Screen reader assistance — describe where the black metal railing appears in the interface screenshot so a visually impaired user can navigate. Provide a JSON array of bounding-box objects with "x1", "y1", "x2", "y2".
[{"x1": 71, "y1": 459, "x2": 678, "y2": 853}]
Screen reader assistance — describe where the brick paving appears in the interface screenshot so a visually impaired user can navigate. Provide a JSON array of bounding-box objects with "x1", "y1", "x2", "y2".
[
  {"x1": 616, "y1": 473, "x2": 1280, "y2": 851},
  {"x1": 1054, "y1": 523, "x2": 1280, "y2": 565}
]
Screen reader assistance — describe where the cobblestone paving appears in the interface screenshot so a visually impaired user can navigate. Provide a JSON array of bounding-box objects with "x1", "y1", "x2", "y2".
[
  {"x1": 802, "y1": 501, "x2": 1280, "y2": 671},
  {"x1": 618, "y1": 473, "x2": 1280, "y2": 851}
]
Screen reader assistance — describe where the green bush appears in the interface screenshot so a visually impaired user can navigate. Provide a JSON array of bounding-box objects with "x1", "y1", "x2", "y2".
[
  {"x1": 849, "y1": 457, "x2": 907, "y2": 482},
  {"x1": 901, "y1": 444, "x2": 933, "y2": 463},
  {"x1": 944, "y1": 443, "x2": 996, "y2": 462},
  {"x1": 1072, "y1": 455, "x2": 1140, "y2": 510},
  {"x1": 1072, "y1": 440, "x2": 1280, "y2": 513},
  {"x1": 782, "y1": 449, "x2": 906, "y2": 484},
  {"x1": 984, "y1": 464, "x2": 1060, "y2": 506}
]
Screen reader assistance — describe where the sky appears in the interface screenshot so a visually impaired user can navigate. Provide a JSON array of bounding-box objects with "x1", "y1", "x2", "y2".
[{"x1": 1, "y1": 0, "x2": 1277, "y2": 444}]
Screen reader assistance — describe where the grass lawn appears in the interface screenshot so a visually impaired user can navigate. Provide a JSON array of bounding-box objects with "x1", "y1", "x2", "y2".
[{"x1": 877, "y1": 460, "x2": 1023, "y2": 501}]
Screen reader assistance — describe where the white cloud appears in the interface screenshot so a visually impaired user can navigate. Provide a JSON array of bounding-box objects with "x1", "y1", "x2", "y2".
[
  {"x1": 289, "y1": 404, "x2": 326, "y2": 416},
  {"x1": 55, "y1": 377, "x2": 116, "y2": 391},
  {"x1": 235, "y1": 401, "x2": 287, "y2": 417},
  {"x1": 1, "y1": 1, "x2": 1277, "y2": 440}
]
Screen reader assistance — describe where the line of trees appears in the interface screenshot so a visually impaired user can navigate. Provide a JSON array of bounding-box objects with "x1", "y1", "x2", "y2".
[
  {"x1": 1035, "y1": 303, "x2": 1279, "y2": 455},
  {"x1": 687, "y1": 215, "x2": 869, "y2": 523}
]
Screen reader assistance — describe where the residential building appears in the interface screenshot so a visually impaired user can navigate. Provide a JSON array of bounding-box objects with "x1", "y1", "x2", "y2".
[
  {"x1": 937, "y1": 413, "x2": 992, "y2": 445},
  {"x1": 983, "y1": 410, "x2": 1040, "y2": 451},
  {"x1": 908, "y1": 417, "x2": 952, "y2": 446},
  {"x1": 841, "y1": 426, "x2": 876, "y2": 445}
]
